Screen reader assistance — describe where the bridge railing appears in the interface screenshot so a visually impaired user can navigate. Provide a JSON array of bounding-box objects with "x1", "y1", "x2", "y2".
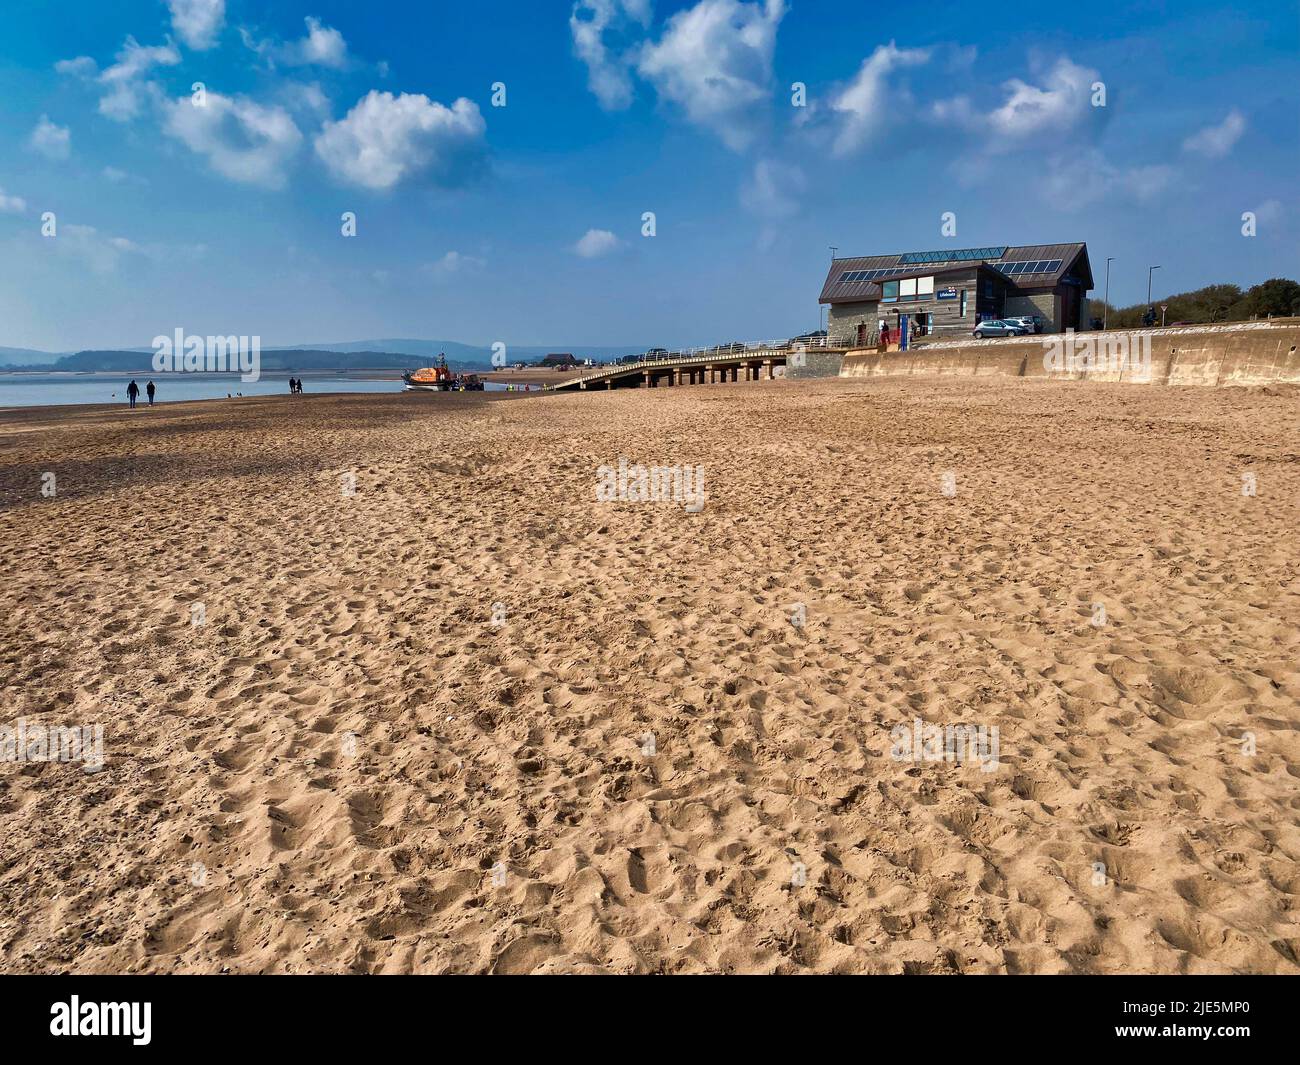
[{"x1": 552, "y1": 335, "x2": 855, "y2": 388}]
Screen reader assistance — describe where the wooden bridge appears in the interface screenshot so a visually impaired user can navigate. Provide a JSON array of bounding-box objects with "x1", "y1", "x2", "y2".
[{"x1": 550, "y1": 339, "x2": 848, "y2": 391}]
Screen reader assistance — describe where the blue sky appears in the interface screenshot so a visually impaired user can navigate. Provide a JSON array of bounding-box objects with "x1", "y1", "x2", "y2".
[{"x1": 1, "y1": 0, "x2": 1295, "y2": 352}]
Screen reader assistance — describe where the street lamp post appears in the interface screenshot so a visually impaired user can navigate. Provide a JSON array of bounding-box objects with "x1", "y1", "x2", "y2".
[
  {"x1": 1104, "y1": 257, "x2": 1115, "y2": 330},
  {"x1": 1147, "y1": 264, "x2": 1161, "y2": 307}
]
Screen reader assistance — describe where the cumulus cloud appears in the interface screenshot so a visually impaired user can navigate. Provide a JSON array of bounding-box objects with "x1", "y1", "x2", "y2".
[
  {"x1": 636, "y1": 0, "x2": 785, "y2": 150},
  {"x1": 28, "y1": 116, "x2": 71, "y2": 160},
  {"x1": 285, "y1": 16, "x2": 349, "y2": 68},
  {"x1": 167, "y1": 0, "x2": 225, "y2": 50},
  {"x1": 88, "y1": 36, "x2": 181, "y2": 121},
  {"x1": 164, "y1": 91, "x2": 303, "y2": 188},
  {"x1": 0, "y1": 188, "x2": 27, "y2": 214},
  {"x1": 828, "y1": 42, "x2": 931, "y2": 156},
  {"x1": 572, "y1": 228, "x2": 621, "y2": 257},
  {"x1": 570, "y1": 0, "x2": 652, "y2": 110},
  {"x1": 242, "y1": 17, "x2": 350, "y2": 69},
  {"x1": 1183, "y1": 109, "x2": 1246, "y2": 158},
  {"x1": 986, "y1": 56, "x2": 1097, "y2": 139},
  {"x1": 314, "y1": 91, "x2": 487, "y2": 191}
]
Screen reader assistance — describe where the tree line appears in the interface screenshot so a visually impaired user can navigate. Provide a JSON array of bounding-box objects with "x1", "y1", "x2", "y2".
[{"x1": 1088, "y1": 278, "x2": 1300, "y2": 328}]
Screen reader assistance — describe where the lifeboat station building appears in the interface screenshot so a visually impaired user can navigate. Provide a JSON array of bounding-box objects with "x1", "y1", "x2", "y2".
[{"x1": 818, "y1": 243, "x2": 1094, "y2": 345}]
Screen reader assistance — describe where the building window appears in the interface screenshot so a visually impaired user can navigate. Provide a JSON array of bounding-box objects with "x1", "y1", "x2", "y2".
[
  {"x1": 917, "y1": 276, "x2": 934, "y2": 297},
  {"x1": 960, "y1": 289, "x2": 967, "y2": 317},
  {"x1": 882, "y1": 280, "x2": 898, "y2": 303}
]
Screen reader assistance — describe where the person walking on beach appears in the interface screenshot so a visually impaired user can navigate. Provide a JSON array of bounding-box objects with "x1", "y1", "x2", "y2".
[
  {"x1": 127, "y1": 379, "x2": 139, "y2": 408},
  {"x1": 146, "y1": 380, "x2": 156, "y2": 406},
  {"x1": 289, "y1": 377, "x2": 297, "y2": 394}
]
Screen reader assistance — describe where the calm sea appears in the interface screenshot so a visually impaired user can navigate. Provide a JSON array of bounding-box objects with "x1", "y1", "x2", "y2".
[{"x1": 0, "y1": 373, "x2": 506, "y2": 409}]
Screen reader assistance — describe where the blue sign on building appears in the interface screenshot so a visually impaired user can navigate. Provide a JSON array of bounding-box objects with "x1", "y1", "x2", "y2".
[{"x1": 936, "y1": 287, "x2": 958, "y2": 300}]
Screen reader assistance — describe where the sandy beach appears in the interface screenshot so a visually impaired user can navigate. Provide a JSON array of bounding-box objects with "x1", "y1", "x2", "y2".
[{"x1": 1, "y1": 378, "x2": 1298, "y2": 974}]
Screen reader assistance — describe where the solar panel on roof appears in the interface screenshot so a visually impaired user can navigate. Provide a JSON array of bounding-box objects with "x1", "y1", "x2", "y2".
[{"x1": 898, "y1": 246, "x2": 1007, "y2": 265}]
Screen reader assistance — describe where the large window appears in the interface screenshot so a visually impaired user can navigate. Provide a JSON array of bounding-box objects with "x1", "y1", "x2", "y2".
[{"x1": 882, "y1": 280, "x2": 898, "y2": 302}]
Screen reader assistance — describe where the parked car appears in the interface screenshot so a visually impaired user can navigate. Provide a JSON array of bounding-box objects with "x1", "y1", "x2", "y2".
[
  {"x1": 1005, "y1": 315, "x2": 1044, "y2": 334},
  {"x1": 972, "y1": 319, "x2": 1029, "y2": 338}
]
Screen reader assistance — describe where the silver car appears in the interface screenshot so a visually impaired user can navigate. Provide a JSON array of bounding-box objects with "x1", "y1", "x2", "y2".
[
  {"x1": 972, "y1": 319, "x2": 1029, "y2": 339},
  {"x1": 1005, "y1": 315, "x2": 1044, "y2": 334}
]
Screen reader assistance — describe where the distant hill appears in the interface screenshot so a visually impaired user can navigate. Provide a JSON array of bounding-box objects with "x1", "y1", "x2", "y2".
[
  {"x1": 2, "y1": 338, "x2": 657, "y2": 373},
  {"x1": 44, "y1": 349, "x2": 429, "y2": 373},
  {"x1": 0, "y1": 345, "x2": 63, "y2": 368}
]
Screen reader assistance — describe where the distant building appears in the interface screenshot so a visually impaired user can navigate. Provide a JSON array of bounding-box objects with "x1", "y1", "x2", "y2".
[
  {"x1": 818, "y1": 243, "x2": 1094, "y2": 344},
  {"x1": 539, "y1": 352, "x2": 578, "y2": 368}
]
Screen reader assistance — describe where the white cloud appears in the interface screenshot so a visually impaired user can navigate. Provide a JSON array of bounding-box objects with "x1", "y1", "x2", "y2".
[
  {"x1": 1040, "y1": 149, "x2": 1173, "y2": 209},
  {"x1": 243, "y1": 17, "x2": 350, "y2": 69},
  {"x1": 164, "y1": 91, "x2": 303, "y2": 188},
  {"x1": 636, "y1": 0, "x2": 785, "y2": 150},
  {"x1": 427, "y1": 250, "x2": 486, "y2": 279},
  {"x1": 740, "y1": 158, "x2": 804, "y2": 249},
  {"x1": 1183, "y1": 109, "x2": 1246, "y2": 158},
  {"x1": 740, "y1": 158, "x2": 802, "y2": 219},
  {"x1": 94, "y1": 37, "x2": 182, "y2": 121},
  {"x1": 0, "y1": 188, "x2": 27, "y2": 214},
  {"x1": 50, "y1": 224, "x2": 142, "y2": 274},
  {"x1": 167, "y1": 0, "x2": 226, "y2": 51},
  {"x1": 29, "y1": 116, "x2": 71, "y2": 160},
  {"x1": 314, "y1": 91, "x2": 487, "y2": 191},
  {"x1": 829, "y1": 42, "x2": 931, "y2": 156},
  {"x1": 573, "y1": 228, "x2": 621, "y2": 257},
  {"x1": 1253, "y1": 199, "x2": 1283, "y2": 225},
  {"x1": 570, "y1": 0, "x2": 652, "y2": 110},
  {"x1": 292, "y1": 17, "x2": 348, "y2": 68},
  {"x1": 102, "y1": 166, "x2": 127, "y2": 182},
  {"x1": 279, "y1": 81, "x2": 331, "y2": 116},
  {"x1": 54, "y1": 56, "x2": 97, "y2": 77},
  {"x1": 986, "y1": 57, "x2": 1097, "y2": 139}
]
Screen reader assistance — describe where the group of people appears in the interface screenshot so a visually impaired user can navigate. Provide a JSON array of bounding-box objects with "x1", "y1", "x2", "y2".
[
  {"x1": 125, "y1": 379, "x2": 155, "y2": 408},
  {"x1": 288, "y1": 378, "x2": 305, "y2": 393}
]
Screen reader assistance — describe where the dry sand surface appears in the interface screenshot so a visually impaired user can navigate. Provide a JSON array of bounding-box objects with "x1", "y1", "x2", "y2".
[{"x1": 1, "y1": 378, "x2": 1299, "y2": 974}]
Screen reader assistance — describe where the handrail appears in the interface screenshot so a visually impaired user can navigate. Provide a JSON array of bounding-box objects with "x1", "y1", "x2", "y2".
[{"x1": 552, "y1": 337, "x2": 855, "y2": 388}]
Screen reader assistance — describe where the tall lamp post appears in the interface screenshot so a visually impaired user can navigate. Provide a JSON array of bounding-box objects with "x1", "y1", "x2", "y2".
[
  {"x1": 1103, "y1": 257, "x2": 1115, "y2": 330},
  {"x1": 1147, "y1": 264, "x2": 1161, "y2": 307}
]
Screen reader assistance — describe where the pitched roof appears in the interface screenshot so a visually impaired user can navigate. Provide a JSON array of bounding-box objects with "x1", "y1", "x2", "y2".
[{"x1": 819, "y1": 243, "x2": 1092, "y2": 303}]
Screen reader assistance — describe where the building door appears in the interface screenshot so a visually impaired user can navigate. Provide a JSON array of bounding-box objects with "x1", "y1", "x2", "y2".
[{"x1": 856, "y1": 322, "x2": 867, "y2": 346}]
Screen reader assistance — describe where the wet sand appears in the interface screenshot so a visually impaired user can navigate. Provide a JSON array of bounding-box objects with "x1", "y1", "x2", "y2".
[{"x1": 1, "y1": 378, "x2": 1298, "y2": 973}]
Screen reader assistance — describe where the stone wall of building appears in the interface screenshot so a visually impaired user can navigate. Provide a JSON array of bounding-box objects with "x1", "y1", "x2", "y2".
[
  {"x1": 1004, "y1": 291, "x2": 1061, "y2": 332},
  {"x1": 826, "y1": 300, "x2": 878, "y2": 346}
]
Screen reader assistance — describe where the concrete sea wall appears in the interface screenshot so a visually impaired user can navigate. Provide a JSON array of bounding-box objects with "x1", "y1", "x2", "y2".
[{"x1": 839, "y1": 321, "x2": 1300, "y2": 387}]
